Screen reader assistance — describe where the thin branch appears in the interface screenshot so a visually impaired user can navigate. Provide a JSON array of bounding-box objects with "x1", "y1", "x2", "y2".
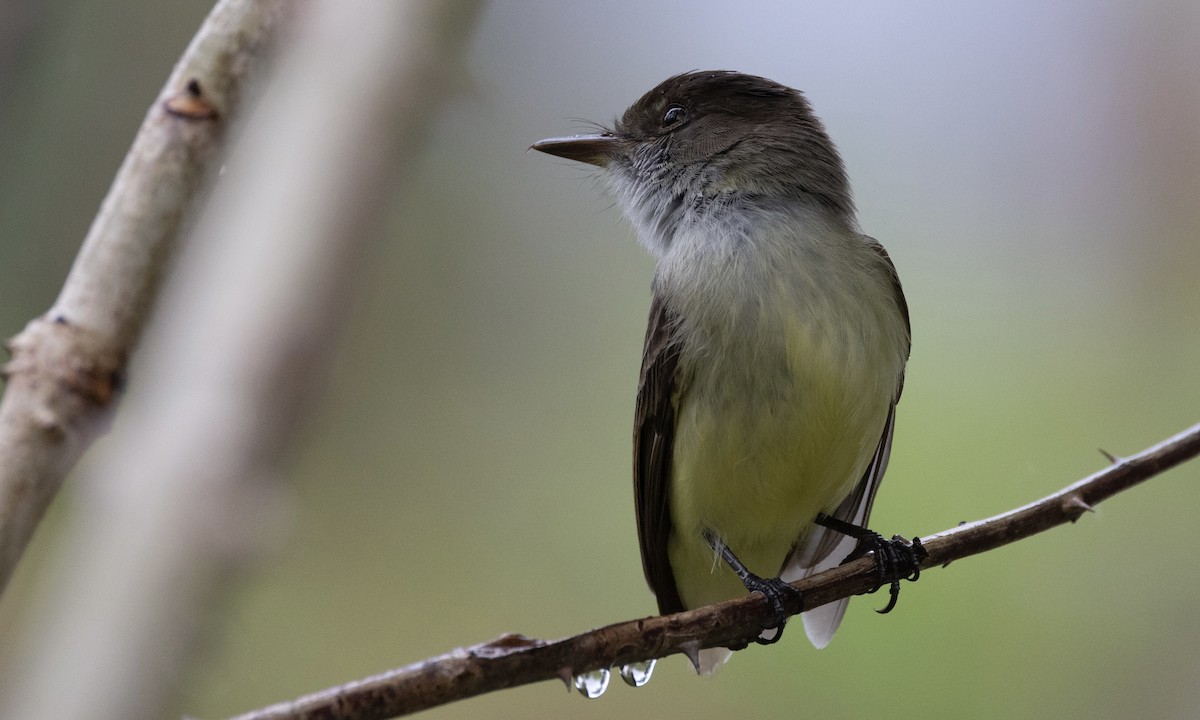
[
  {"x1": 224, "y1": 420, "x2": 1200, "y2": 720},
  {"x1": 0, "y1": 0, "x2": 290, "y2": 597}
]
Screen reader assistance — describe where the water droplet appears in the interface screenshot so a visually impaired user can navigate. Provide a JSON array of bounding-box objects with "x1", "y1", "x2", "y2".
[
  {"x1": 618, "y1": 658, "x2": 656, "y2": 687},
  {"x1": 573, "y1": 668, "x2": 611, "y2": 698}
]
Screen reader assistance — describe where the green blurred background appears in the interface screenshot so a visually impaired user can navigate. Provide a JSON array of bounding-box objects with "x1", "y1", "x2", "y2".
[{"x1": 1, "y1": 1, "x2": 1198, "y2": 718}]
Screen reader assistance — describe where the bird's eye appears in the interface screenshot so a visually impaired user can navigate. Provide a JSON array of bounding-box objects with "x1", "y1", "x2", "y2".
[{"x1": 661, "y1": 105, "x2": 687, "y2": 128}]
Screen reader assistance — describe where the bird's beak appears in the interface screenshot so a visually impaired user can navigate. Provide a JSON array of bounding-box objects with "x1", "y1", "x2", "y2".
[{"x1": 530, "y1": 133, "x2": 623, "y2": 167}]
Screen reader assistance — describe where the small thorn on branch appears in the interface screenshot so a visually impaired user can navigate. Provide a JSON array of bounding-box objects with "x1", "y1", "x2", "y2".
[
  {"x1": 468, "y1": 633, "x2": 545, "y2": 659},
  {"x1": 679, "y1": 640, "x2": 702, "y2": 673},
  {"x1": 556, "y1": 666, "x2": 574, "y2": 691},
  {"x1": 1062, "y1": 493, "x2": 1095, "y2": 521},
  {"x1": 1098, "y1": 448, "x2": 1122, "y2": 464}
]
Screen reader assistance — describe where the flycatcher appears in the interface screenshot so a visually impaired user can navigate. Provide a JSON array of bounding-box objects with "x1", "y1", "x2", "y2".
[{"x1": 533, "y1": 71, "x2": 912, "y2": 672}]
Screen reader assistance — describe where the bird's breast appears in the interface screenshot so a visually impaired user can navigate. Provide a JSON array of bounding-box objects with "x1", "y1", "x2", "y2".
[{"x1": 656, "y1": 214, "x2": 905, "y2": 600}]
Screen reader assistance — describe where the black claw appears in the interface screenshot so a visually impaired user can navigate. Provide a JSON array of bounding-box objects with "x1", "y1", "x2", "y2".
[
  {"x1": 875, "y1": 580, "x2": 901, "y2": 614},
  {"x1": 814, "y1": 516, "x2": 926, "y2": 614},
  {"x1": 740, "y1": 574, "x2": 803, "y2": 645},
  {"x1": 855, "y1": 533, "x2": 925, "y2": 612}
]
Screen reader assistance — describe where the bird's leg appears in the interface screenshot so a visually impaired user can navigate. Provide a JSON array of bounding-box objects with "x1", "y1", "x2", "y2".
[
  {"x1": 814, "y1": 514, "x2": 926, "y2": 614},
  {"x1": 702, "y1": 529, "x2": 802, "y2": 645}
]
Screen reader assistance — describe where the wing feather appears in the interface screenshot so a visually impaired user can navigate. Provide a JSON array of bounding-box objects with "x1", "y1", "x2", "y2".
[{"x1": 633, "y1": 296, "x2": 685, "y2": 614}]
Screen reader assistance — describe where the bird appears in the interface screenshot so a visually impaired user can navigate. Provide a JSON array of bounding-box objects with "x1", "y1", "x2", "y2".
[{"x1": 532, "y1": 70, "x2": 912, "y2": 672}]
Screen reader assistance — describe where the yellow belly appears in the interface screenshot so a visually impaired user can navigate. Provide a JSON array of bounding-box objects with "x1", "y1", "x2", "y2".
[{"x1": 666, "y1": 311, "x2": 896, "y2": 610}]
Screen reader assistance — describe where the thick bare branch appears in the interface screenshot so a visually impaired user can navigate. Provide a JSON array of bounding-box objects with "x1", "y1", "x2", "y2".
[
  {"x1": 224, "y1": 420, "x2": 1200, "y2": 720},
  {"x1": 0, "y1": 2, "x2": 483, "y2": 718},
  {"x1": 0, "y1": 0, "x2": 290, "y2": 596}
]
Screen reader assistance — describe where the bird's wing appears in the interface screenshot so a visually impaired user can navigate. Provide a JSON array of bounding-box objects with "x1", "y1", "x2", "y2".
[{"x1": 633, "y1": 295, "x2": 685, "y2": 614}]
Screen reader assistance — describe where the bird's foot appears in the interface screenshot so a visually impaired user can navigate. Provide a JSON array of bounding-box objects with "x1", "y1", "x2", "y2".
[
  {"x1": 740, "y1": 573, "x2": 803, "y2": 644},
  {"x1": 815, "y1": 514, "x2": 927, "y2": 614},
  {"x1": 703, "y1": 529, "x2": 803, "y2": 645}
]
